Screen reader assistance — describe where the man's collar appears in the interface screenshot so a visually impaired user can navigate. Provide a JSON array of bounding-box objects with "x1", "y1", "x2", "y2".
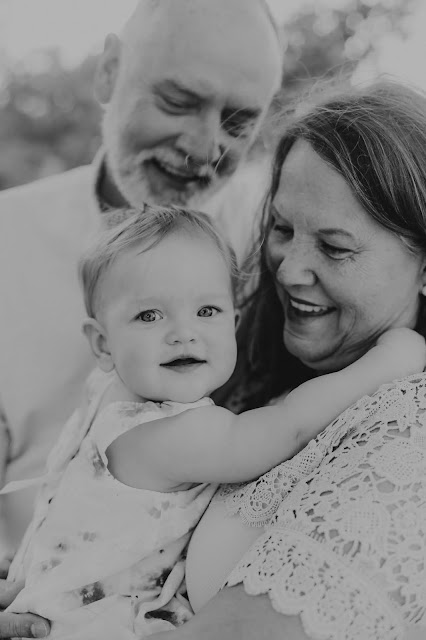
[{"x1": 92, "y1": 148, "x2": 115, "y2": 213}]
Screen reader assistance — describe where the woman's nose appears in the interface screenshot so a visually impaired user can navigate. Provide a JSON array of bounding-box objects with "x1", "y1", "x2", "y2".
[{"x1": 275, "y1": 243, "x2": 317, "y2": 288}]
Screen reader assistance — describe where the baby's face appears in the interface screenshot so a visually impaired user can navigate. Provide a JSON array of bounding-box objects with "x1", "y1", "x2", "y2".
[{"x1": 98, "y1": 230, "x2": 237, "y2": 403}]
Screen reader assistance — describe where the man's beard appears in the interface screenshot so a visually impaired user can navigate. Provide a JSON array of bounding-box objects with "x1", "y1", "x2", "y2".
[{"x1": 103, "y1": 123, "x2": 229, "y2": 210}]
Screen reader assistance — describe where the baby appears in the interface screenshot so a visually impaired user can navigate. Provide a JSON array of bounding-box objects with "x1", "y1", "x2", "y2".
[{"x1": 5, "y1": 205, "x2": 425, "y2": 639}]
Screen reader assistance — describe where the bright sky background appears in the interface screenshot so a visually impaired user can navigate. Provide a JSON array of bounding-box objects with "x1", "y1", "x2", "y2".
[{"x1": 0, "y1": 0, "x2": 425, "y2": 86}]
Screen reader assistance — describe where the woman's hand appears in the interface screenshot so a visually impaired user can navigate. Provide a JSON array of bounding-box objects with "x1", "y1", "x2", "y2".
[
  {"x1": 152, "y1": 586, "x2": 310, "y2": 640},
  {"x1": 0, "y1": 572, "x2": 50, "y2": 639}
]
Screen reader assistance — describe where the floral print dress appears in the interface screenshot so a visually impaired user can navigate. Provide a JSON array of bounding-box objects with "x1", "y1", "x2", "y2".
[{"x1": 6, "y1": 378, "x2": 217, "y2": 639}]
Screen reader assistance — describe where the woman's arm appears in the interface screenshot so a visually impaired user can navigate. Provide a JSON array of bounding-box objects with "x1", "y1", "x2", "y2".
[{"x1": 153, "y1": 585, "x2": 310, "y2": 640}]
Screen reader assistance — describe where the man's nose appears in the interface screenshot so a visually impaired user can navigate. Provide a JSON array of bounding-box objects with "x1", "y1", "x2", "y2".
[
  {"x1": 177, "y1": 112, "x2": 223, "y2": 166},
  {"x1": 275, "y1": 242, "x2": 317, "y2": 288}
]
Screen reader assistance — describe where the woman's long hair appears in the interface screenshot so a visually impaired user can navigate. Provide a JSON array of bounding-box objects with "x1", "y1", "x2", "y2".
[{"x1": 218, "y1": 79, "x2": 426, "y2": 411}]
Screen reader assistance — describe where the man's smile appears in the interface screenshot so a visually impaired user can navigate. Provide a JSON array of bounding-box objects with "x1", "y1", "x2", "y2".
[{"x1": 148, "y1": 158, "x2": 211, "y2": 188}]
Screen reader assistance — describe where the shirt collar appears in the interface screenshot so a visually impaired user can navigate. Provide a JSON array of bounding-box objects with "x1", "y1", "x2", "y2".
[{"x1": 92, "y1": 147, "x2": 113, "y2": 213}]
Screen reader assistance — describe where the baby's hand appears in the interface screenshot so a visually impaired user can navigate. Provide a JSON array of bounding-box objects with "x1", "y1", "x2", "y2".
[{"x1": 375, "y1": 327, "x2": 426, "y2": 376}]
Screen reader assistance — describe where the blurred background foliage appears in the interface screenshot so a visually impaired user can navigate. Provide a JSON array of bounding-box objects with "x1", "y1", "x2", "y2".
[{"x1": 0, "y1": 0, "x2": 417, "y2": 190}]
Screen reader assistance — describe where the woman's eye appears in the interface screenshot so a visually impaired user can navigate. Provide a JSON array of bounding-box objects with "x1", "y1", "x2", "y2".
[
  {"x1": 136, "y1": 310, "x2": 163, "y2": 322},
  {"x1": 321, "y1": 242, "x2": 352, "y2": 259},
  {"x1": 198, "y1": 306, "x2": 219, "y2": 318}
]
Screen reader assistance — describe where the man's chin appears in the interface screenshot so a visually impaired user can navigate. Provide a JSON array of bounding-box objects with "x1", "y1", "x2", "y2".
[
  {"x1": 116, "y1": 176, "x2": 212, "y2": 210},
  {"x1": 141, "y1": 185, "x2": 216, "y2": 209}
]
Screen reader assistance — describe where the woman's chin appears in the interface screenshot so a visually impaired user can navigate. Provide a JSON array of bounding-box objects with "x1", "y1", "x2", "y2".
[{"x1": 283, "y1": 331, "x2": 352, "y2": 373}]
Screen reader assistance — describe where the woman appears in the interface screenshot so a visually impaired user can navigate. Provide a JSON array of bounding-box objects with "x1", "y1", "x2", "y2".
[
  {"x1": 165, "y1": 79, "x2": 426, "y2": 640},
  {"x1": 1, "y1": 79, "x2": 426, "y2": 639}
]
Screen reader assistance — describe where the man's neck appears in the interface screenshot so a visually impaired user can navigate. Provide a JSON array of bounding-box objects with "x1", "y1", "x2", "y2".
[{"x1": 98, "y1": 159, "x2": 129, "y2": 210}]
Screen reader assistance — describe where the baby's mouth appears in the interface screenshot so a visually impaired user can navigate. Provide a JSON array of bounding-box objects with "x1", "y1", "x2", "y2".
[{"x1": 160, "y1": 357, "x2": 207, "y2": 372}]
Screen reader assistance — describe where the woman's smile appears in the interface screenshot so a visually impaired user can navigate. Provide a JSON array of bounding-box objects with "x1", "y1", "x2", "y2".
[{"x1": 286, "y1": 294, "x2": 335, "y2": 318}]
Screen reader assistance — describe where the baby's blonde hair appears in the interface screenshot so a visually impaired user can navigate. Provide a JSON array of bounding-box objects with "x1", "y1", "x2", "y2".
[{"x1": 79, "y1": 205, "x2": 238, "y2": 319}]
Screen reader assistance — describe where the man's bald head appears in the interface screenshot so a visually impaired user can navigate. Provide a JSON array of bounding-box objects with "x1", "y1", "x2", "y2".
[
  {"x1": 96, "y1": 0, "x2": 283, "y2": 209},
  {"x1": 123, "y1": 0, "x2": 281, "y2": 46},
  {"x1": 119, "y1": 0, "x2": 282, "y2": 79}
]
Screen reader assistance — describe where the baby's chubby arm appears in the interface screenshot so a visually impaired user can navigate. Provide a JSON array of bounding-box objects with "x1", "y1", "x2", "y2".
[{"x1": 108, "y1": 328, "x2": 425, "y2": 488}]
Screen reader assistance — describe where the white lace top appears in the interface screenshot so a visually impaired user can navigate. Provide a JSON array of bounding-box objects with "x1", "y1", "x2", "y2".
[
  {"x1": 6, "y1": 381, "x2": 216, "y2": 639},
  {"x1": 222, "y1": 374, "x2": 426, "y2": 640}
]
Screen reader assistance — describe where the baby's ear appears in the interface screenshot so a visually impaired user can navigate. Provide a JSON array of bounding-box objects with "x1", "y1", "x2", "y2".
[{"x1": 82, "y1": 318, "x2": 114, "y2": 373}]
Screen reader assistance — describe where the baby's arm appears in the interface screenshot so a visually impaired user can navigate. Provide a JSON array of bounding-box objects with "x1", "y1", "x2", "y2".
[{"x1": 108, "y1": 328, "x2": 425, "y2": 488}]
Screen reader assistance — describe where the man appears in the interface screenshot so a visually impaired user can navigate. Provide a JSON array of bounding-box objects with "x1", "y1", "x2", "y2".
[{"x1": 0, "y1": 0, "x2": 282, "y2": 635}]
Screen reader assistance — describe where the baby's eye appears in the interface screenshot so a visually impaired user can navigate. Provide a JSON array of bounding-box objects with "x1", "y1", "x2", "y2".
[
  {"x1": 136, "y1": 310, "x2": 163, "y2": 322},
  {"x1": 198, "y1": 306, "x2": 219, "y2": 318}
]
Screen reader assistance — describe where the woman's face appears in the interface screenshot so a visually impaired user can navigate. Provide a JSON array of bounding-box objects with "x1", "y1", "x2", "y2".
[{"x1": 267, "y1": 139, "x2": 426, "y2": 372}]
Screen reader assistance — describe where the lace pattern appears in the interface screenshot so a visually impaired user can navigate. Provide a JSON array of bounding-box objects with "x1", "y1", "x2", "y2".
[
  {"x1": 226, "y1": 530, "x2": 404, "y2": 640},
  {"x1": 223, "y1": 374, "x2": 426, "y2": 639}
]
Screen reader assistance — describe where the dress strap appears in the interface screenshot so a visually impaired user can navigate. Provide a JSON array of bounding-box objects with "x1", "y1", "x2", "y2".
[{"x1": 93, "y1": 397, "x2": 214, "y2": 462}]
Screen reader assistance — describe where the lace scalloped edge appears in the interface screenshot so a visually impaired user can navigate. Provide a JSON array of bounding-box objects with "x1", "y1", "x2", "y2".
[{"x1": 224, "y1": 531, "x2": 408, "y2": 640}]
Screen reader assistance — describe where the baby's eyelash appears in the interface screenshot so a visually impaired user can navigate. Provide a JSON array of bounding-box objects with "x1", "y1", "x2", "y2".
[{"x1": 135, "y1": 310, "x2": 163, "y2": 322}]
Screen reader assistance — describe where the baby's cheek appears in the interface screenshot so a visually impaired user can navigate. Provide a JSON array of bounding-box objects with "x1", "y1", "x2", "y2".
[{"x1": 120, "y1": 350, "x2": 147, "y2": 383}]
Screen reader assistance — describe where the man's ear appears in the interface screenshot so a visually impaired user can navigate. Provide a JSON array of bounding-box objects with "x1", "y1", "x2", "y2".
[
  {"x1": 82, "y1": 318, "x2": 114, "y2": 373},
  {"x1": 94, "y1": 33, "x2": 121, "y2": 104}
]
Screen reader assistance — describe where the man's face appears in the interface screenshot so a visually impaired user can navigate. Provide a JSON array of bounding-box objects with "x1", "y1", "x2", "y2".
[{"x1": 98, "y1": 2, "x2": 282, "y2": 208}]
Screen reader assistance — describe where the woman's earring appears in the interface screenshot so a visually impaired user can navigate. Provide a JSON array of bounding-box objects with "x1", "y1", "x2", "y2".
[{"x1": 421, "y1": 285, "x2": 426, "y2": 297}]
